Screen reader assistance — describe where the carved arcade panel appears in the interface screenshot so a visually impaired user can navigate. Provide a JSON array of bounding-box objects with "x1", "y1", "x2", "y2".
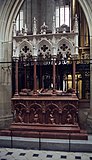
[{"x1": 12, "y1": 96, "x2": 78, "y2": 126}]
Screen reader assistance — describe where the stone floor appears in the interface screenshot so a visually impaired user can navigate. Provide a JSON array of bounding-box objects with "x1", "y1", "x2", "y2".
[
  {"x1": 0, "y1": 135, "x2": 92, "y2": 160},
  {"x1": 1, "y1": 135, "x2": 92, "y2": 152},
  {"x1": 0, "y1": 148, "x2": 92, "y2": 160}
]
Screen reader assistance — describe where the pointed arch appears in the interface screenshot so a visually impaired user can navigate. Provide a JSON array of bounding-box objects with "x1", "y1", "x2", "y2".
[
  {"x1": 37, "y1": 39, "x2": 52, "y2": 49},
  {"x1": 16, "y1": 39, "x2": 33, "y2": 57},
  {"x1": 14, "y1": 102, "x2": 26, "y2": 109},
  {"x1": 29, "y1": 103, "x2": 42, "y2": 109},
  {"x1": 45, "y1": 103, "x2": 59, "y2": 111},
  {"x1": 62, "y1": 103, "x2": 77, "y2": 110},
  {"x1": 57, "y1": 37, "x2": 74, "y2": 55},
  {"x1": 37, "y1": 39, "x2": 52, "y2": 57},
  {"x1": 45, "y1": 103, "x2": 60, "y2": 124},
  {"x1": 0, "y1": 0, "x2": 92, "y2": 60}
]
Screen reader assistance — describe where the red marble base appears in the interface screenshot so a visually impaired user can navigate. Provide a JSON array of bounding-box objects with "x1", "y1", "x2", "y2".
[
  {"x1": 0, "y1": 123, "x2": 87, "y2": 140},
  {"x1": 9, "y1": 94, "x2": 88, "y2": 140}
]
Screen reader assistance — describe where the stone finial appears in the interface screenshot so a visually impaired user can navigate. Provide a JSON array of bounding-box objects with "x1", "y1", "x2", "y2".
[
  {"x1": 74, "y1": 14, "x2": 78, "y2": 33},
  {"x1": 40, "y1": 22, "x2": 48, "y2": 34},
  {"x1": 23, "y1": 24, "x2": 27, "y2": 36},
  {"x1": 13, "y1": 20, "x2": 16, "y2": 36},
  {"x1": 52, "y1": 16, "x2": 56, "y2": 34},
  {"x1": 63, "y1": 27, "x2": 66, "y2": 33},
  {"x1": 33, "y1": 17, "x2": 37, "y2": 35},
  {"x1": 18, "y1": 29, "x2": 23, "y2": 36}
]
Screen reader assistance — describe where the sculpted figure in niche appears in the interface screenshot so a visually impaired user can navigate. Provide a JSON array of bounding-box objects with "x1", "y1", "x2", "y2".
[
  {"x1": 66, "y1": 111, "x2": 72, "y2": 124},
  {"x1": 16, "y1": 110, "x2": 24, "y2": 123},
  {"x1": 73, "y1": 112, "x2": 78, "y2": 124},
  {"x1": 49, "y1": 111, "x2": 55, "y2": 124},
  {"x1": 33, "y1": 111, "x2": 39, "y2": 123}
]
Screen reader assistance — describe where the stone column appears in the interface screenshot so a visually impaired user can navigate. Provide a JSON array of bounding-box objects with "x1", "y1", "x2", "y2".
[
  {"x1": 39, "y1": 63, "x2": 43, "y2": 89},
  {"x1": 24, "y1": 63, "x2": 27, "y2": 89},
  {"x1": 53, "y1": 56, "x2": 56, "y2": 92},
  {"x1": 71, "y1": 0, "x2": 77, "y2": 31},
  {"x1": 72, "y1": 58, "x2": 76, "y2": 90},
  {"x1": 33, "y1": 56, "x2": 37, "y2": 94},
  {"x1": 15, "y1": 58, "x2": 19, "y2": 95}
]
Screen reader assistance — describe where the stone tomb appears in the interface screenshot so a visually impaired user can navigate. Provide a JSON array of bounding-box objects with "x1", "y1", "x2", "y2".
[{"x1": 9, "y1": 90, "x2": 87, "y2": 140}]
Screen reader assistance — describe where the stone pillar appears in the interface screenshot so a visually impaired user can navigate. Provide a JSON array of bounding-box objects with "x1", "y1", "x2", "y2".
[
  {"x1": 53, "y1": 56, "x2": 56, "y2": 92},
  {"x1": 72, "y1": 58, "x2": 76, "y2": 90},
  {"x1": 15, "y1": 58, "x2": 19, "y2": 95},
  {"x1": 39, "y1": 63, "x2": 43, "y2": 89},
  {"x1": 71, "y1": 0, "x2": 77, "y2": 30},
  {"x1": 33, "y1": 56, "x2": 37, "y2": 94},
  {"x1": 24, "y1": 63, "x2": 27, "y2": 89}
]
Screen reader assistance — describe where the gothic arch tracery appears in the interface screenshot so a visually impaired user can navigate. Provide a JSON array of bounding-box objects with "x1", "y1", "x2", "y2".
[
  {"x1": 57, "y1": 37, "x2": 74, "y2": 55},
  {"x1": 0, "y1": 0, "x2": 92, "y2": 60},
  {"x1": 16, "y1": 39, "x2": 33, "y2": 59},
  {"x1": 37, "y1": 39, "x2": 52, "y2": 59}
]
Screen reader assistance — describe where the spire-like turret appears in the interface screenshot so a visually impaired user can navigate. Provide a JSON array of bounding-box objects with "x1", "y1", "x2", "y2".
[
  {"x1": 74, "y1": 14, "x2": 78, "y2": 33},
  {"x1": 23, "y1": 24, "x2": 27, "y2": 36},
  {"x1": 52, "y1": 16, "x2": 56, "y2": 34},
  {"x1": 33, "y1": 17, "x2": 37, "y2": 35}
]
